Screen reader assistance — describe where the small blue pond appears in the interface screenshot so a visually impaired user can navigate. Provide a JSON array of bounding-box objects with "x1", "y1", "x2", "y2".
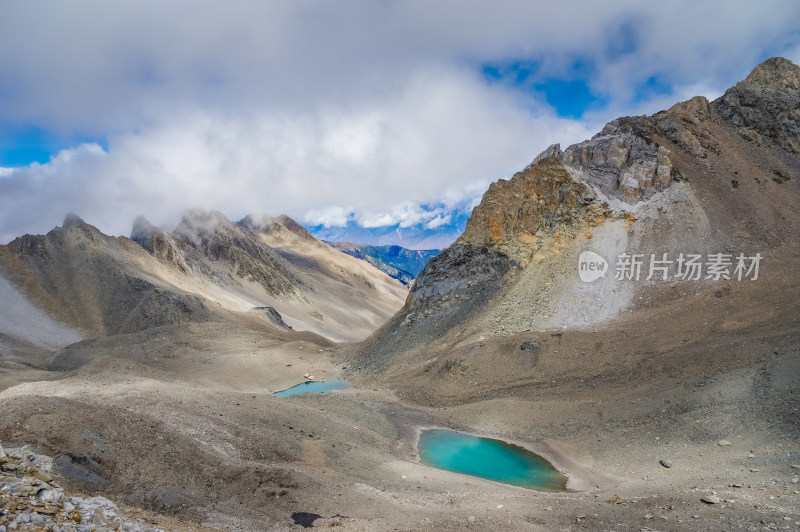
[
  {"x1": 273, "y1": 379, "x2": 349, "y2": 398},
  {"x1": 418, "y1": 429, "x2": 568, "y2": 491}
]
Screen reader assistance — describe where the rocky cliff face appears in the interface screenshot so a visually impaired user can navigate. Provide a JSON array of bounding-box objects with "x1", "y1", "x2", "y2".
[
  {"x1": 353, "y1": 57, "x2": 800, "y2": 380},
  {"x1": 713, "y1": 56, "x2": 800, "y2": 154},
  {"x1": 558, "y1": 118, "x2": 681, "y2": 202},
  {"x1": 405, "y1": 158, "x2": 612, "y2": 318},
  {"x1": 403, "y1": 74, "x2": 726, "y2": 321},
  {"x1": 408, "y1": 57, "x2": 800, "y2": 314},
  {"x1": 458, "y1": 158, "x2": 610, "y2": 261}
]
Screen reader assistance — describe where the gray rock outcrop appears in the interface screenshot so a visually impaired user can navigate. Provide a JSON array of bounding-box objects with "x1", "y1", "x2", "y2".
[
  {"x1": 0, "y1": 443, "x2": 162, "y2": 532},
  {"x1": 542, "y1": 118, "x2": 680, "y2": 203},
  {"x1": 712, "y1": 56, "x2": 800, "y2": 153}
]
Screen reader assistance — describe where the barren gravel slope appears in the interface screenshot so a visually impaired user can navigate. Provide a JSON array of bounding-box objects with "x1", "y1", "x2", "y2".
[{"x1": 1, "y1": 58, "x2": 799, "y2": 531}]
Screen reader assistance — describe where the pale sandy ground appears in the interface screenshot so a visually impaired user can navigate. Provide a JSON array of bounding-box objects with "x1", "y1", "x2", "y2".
[
  {"x1": 1, "y1": 248, "x2": 797, "y2": 531},
  {"x1": 1, "y1": 314, "x2": 798, "y2": 531},
  {"x1": 1, "y1": 193, "x2": 798, "y2": 530}
]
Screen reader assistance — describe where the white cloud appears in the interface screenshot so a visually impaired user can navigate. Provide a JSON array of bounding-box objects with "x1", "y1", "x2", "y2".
[
  {"x1": 358, "y1": 213, "x2": 400, "y2": 229},
  {"x1": 426, "y1": 214, "x2": 452, "y2": 230},
  {"x1": 1, "y1": 68, "x2": 595, "y2": 241},
  {"x1": 0, "y1": 1, "x2": 798, "y2": 242},
  {"x1": 303, "y1": 206, "x2": 354, "y2": 228},
  {"x1": 0, "y1": 144, "x2": 111, "y2": 241},
  {"x1": 356, "y1": 203, "x2": 430, "y2": 229}
]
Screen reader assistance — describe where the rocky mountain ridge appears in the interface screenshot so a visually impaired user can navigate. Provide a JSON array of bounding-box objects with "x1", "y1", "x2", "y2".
[
  {"x1": 133, "y1": 210, "x2": 305, "y2": 298},
  {"x1": 713, "y1": 56, "x2": 800, "y2": 154},
  {"x1": 0, "y1": 57, "x2": 798, "y2": 532},
  {"x1": 352, "y1": 56, "x2": 800, "y2": 388},
  {"x1": 1, "y1": 214, "x2": 214, "y2": 339},
  {"x1": 0, "y1": 210, "x2": 407, "y2": 350}
]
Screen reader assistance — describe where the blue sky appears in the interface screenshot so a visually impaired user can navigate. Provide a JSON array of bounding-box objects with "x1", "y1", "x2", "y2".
[
  {"x1": 0, "y1": 125, "x2": 108, "y2": 167},
  {"x1": 482, "y1": 59, "x2": 612, "y2": 119},
  {"x1": 1, "y1": 1, "x2": 799, "y2": 244},
  {"x1": 0, "y1": 126, "x2": 57, "y2": 167}
]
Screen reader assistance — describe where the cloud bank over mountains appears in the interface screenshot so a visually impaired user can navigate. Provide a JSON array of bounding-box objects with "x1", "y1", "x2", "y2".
[{"x1": 1, "y1": 0, "x2": 798, "y2": 243}]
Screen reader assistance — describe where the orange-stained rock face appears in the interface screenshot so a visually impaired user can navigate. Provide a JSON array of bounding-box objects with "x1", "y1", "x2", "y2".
[{"x1": 458, "y1": 158, "x2": 610, "y2": 265}]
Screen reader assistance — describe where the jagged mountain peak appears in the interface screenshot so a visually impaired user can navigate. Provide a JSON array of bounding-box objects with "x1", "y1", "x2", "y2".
[
  {"x1": 129, "y1": 214, "x2": 192, "y2": 274},
  {"x1": 239, "y1": 213, "x2": 318, "y2": 247},
  {"x1": 741, "y1": 56, "x2": 800, "y2": 89},
  {"x1": 173, "y1": 209, "x2": 264, "y2": 259},
  {"x1": 61, "y1": 212, "x2": 86, "y2": 229},
  {"x1": 50, "y1": 213, "x2": 111, "y2": 244},
  {"x1": 528, "y1": 57, "x2": 800, "y2": 208},
  {"x1": 274, "y1": 214, "x2": 316, "y2": 241},
  {"x1": 175, "y1": 209, "x2": 235, "y2": 238},
  {"x1": 60, "y1": 213, "x2": 105, "y2": 236},
  {"x1": 353, "y1": 56, "x2": 800, "y2": 379},
  {"x1": 237, "y1": 213, "x2": 276, "y2": 232},
  {"x1": 130, "y1": 214, "x2": 159, "y2": 241},
  {"x1": 712, "y1": 57, "x2": 800, "y2": 153}
]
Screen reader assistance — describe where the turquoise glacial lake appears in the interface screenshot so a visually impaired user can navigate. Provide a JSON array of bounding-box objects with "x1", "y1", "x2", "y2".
[
  {"x1": 273, "y1": 379, "x2": 349, "y2": 398},
  {"x1": 418, "y1": 429, "x2": 568, "y2": 491}
]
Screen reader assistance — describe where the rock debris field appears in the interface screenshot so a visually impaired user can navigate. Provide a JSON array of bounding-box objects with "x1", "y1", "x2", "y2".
[{"x1": 0, "y1": 443, "x2": 162, "y2": 532}]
